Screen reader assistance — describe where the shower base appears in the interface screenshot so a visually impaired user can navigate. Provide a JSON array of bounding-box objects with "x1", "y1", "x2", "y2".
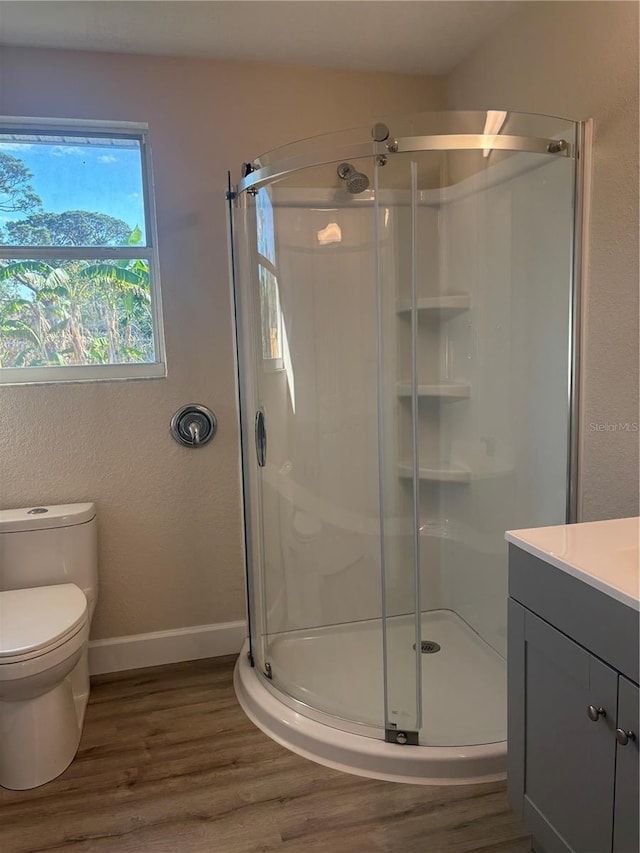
[{"x1": 234, "y1": 609, "x2": 506, "y2": 785}]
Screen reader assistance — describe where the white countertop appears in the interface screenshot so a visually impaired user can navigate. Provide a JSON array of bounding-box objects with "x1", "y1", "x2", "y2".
[{"x1": 506, "y1": 517, "x2": 640, "y2": 611}]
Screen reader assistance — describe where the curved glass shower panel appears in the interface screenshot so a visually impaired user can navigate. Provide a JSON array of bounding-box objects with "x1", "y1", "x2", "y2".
[
  {"x1": 238, "y1": 160, "x2": 388, "y2": 727},
  {"x1": 416, "y1": 141, "x2": 576, "y2": 746},
  {"x1": 368, "y1": 127, "x2": 577, "y2": 748}
]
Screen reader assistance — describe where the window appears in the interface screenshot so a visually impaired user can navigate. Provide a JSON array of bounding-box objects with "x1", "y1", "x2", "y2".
[{"x1": 0, "y1": 118, "x2": 165, "y2": 384}]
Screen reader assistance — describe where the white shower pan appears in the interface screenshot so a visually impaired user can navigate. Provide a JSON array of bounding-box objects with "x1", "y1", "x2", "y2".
[{"x1": 234, "y1": 610, "x2": 507, "y2": 785}]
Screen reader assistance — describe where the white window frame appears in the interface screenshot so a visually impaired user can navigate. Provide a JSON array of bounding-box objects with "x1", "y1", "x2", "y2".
[{"x1": 0, "y1": 116, "x2": 166, "y2": 385}]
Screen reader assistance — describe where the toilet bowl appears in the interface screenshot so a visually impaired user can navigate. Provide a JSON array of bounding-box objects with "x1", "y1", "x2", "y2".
[{"x1": 0, "y1": 504, "x2": 98, "y2": 790}]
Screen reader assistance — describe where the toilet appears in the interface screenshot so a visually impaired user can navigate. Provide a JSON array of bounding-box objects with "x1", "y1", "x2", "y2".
[{"x1": 0, "y1": 503, "x2": 98, "y2": 790}]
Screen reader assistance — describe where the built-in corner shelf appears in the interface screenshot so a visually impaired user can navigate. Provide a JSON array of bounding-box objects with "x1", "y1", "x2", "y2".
[
  {"x1": 398, "y1": 463, "x2": 471, "y2": 484},
  {"x1": 397, "y1": 382, "x2": 470, "y2": 400},
  {"x1": 396, "y1": 294, "x2": 471, "y2": 316}
]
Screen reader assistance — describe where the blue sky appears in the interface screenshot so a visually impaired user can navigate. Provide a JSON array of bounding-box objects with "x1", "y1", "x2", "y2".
[{"x1": 0, "y1": 139, "x2": 147, "y2": 242}]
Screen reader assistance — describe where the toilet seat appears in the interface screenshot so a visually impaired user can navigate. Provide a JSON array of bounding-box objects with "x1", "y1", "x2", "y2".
[{"x1": 0, "y1": 583, "x2": 88, "y2": 664}]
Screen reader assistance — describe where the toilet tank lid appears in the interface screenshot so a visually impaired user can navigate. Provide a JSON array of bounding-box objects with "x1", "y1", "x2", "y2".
[{"x1": 0, "y1": 503, "x2": 96, "y2": 533}]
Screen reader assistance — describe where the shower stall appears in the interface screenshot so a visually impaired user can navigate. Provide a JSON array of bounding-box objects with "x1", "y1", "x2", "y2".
[{"x1": 228, "y1": 111, "x2": 583, "y2": 784}]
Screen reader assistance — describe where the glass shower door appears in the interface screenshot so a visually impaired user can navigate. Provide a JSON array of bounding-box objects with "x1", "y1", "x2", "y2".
[{"x1": 241, "y1": 162, "x2": 389, "y2": 730}]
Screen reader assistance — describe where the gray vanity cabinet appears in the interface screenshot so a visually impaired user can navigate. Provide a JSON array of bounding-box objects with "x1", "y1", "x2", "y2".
[
  {"x1": 508, "y1": 545, "x2": 640, "y2": 853},
  {"x1": 613, "y1": 676, "x2": 639, "y2": 853}
]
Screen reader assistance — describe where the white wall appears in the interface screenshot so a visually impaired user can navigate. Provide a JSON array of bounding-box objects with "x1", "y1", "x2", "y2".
[
  {"x1": 446, "y1": 0, "x2": 640, "y2": 521},
  {"x1": 0, "y1": 46, "x2": 442, "y2": 641}
]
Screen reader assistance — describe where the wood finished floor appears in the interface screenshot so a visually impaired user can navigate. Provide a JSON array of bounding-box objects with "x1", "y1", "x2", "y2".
[{"x1": 0, "y1": 656, "x2": 531, "y2": 853}]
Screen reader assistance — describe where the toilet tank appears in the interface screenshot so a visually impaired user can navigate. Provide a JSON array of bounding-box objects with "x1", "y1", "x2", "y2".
[{"x1": 0, "y1": 503, "x2": 98, "y2": 617}]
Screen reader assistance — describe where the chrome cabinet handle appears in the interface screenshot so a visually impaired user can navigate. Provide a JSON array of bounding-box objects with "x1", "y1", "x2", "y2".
[
  {"x1": 255, "y1": 409, "x2": 267, "y2": 467},
  {"x1": 587, "y1": 705, "x2": 606, "y2": 722},
  {"x1": 615, "y1": 728, "x2": 636, "y2": 746}
]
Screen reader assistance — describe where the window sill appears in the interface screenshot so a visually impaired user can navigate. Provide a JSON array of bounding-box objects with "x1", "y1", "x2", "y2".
[{"x1": 0, "y1": 362, "x2": 167, "y2": 387}]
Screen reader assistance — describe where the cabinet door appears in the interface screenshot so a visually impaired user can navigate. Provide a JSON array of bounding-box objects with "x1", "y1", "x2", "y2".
[
  {"x1": 613, "y1": 676, "x2": 639, "y2": 853},
  {"x1": 522, "y1": 611, "x2": 618, "y2": 853}
]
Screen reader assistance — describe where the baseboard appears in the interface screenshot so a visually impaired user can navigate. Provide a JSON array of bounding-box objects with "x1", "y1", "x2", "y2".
[{"x1": 88, "y1": 620, "x2": 247, "y2": 676}]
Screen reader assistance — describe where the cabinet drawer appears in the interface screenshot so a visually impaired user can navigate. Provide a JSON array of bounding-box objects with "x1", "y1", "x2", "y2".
[{"x1": 508, "y1": 544, "x2": 639, "y2": 683}]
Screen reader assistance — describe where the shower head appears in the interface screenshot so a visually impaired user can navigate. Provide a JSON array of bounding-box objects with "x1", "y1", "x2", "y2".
[
  {"x1": 337, "y1": 162, "x2": 370, "y2": 194},
  {"x1": 346, "y1": 171, "x2": 370, "y2": 194}
]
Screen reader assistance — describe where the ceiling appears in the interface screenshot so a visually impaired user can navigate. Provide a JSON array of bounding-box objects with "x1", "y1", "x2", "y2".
[{"x1": 0, "y1": 1, "x2": 521, "y2": 75}]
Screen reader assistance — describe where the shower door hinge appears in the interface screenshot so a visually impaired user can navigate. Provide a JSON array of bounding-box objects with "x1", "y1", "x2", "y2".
[
  {"x1": 263, "y1": 662, "x2": 273, "y2": 680},
  {"x1": 385, "y1": 728, "x2": 419, "y2": 746}
]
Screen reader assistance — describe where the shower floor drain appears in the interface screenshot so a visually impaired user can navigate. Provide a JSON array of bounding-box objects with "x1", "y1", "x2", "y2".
[{"x1": 413, "y1": 640, "x2": 441, "y2": 654}]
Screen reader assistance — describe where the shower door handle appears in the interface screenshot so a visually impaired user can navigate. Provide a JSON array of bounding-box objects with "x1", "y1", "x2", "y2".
[{"x1": 255, "y1": 409, "x2": 267, "y2": 467}]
